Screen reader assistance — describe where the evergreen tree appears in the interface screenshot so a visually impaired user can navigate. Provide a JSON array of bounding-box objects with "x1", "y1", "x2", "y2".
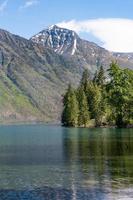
[
  {"x1": 77, "y1": 87, "x2": 90, "y2": 127},
  {"x1": 127, "y1": 69, "x2": 133, "y2": 122},
  {"x1": 93, "y1": 70, "x2": 98, "y2": 84},
  {"x1": 97, "y1": 65, "x2": 105, "y2": 86},
  {"x1": 62, "y1": 85, "x2": 79, "y2": 127},
  {"x1": 61, "y1": 62, "x2": 133, "y2": 128},
  {"x1": 106, "y1": 62, "x2": 133, "y2": 127},
  {"x1": 93, "y1": 66, "x2": 105, "y2": 87},
  {"x1": 86, "y1": 82, "x2": 105, "y2": 126},
  {"x1": 80, "y1": 69, "x2": 90, "y2": 92}
]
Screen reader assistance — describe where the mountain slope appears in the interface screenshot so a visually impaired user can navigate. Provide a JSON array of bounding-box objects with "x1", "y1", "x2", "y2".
[
  {"x1": 0, "y1": 29, "x2": 82, "y2": 123},
  {"x1": 0, "y1": 26, "x2": 133, "y2": 123}
]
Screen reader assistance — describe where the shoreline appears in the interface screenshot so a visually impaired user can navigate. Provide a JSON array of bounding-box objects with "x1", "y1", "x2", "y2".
[
  {"x1": 0, "y1": 120, "x2": 61, "y2": 127},
  {"x1": 0, "y1": 120, "x2": 132, "y2": 128}
]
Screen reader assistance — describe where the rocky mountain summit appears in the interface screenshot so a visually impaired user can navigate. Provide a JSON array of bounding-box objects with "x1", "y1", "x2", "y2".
[
  {"x1": 31, "y1": 25, "x2": 133, "y2": 71},
  {"x1": 31, "y1": 25, "x2": 78, "y2": 55}
]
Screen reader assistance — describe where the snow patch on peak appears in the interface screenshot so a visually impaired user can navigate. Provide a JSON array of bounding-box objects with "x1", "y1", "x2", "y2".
[
  {"x1": 48, "y1": 25, "x2": 55, "y2": 30},
  {"x1": 31, "y1": 25, "x2": 78, "y2": 55},
  {"x1": 71, "y1": 38, "x2": 77, "y2": 55},
  {"x1": 48, "y1": 25, "x2": 59, "y2": 30}
]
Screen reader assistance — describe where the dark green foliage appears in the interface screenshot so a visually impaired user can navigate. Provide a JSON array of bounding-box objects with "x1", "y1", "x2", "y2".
[
  {"x1": 86, "y1": 82, "x2": 105, "y2": 126},
  {"x1": 93, "y1": 70, "x2": 98, "y2": 84},
  {"x1": 62, "y1": 85, "x2": 79, "y2": 127},
  {"x1": 93, "y1": 65, "x2": 105, "y2": 87},
  {"x1": 62, "y1": 63, "x2": 133, "y2": 128},
  {"x1": 80, "y1": 69, "x2": 90, "y2": 93},
  {"x1": 106, "y1": 62, "x2": 133, "y2": 127},
  {"x1": 77, "y1": 87, "x2": 90, "y2": 127}
]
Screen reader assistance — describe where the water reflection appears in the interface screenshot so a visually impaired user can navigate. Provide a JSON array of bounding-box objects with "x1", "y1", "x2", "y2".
[
  {"x1": 0, "y1": 125, "x2": 132, "y2": 199},
  {"x1": 62, "y1": 128, "x2": 133, "y2": 199}
]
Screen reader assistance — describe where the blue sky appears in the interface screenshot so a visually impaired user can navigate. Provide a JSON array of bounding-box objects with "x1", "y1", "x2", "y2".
[{"x1": 0, "y1": 0, "x2": 133, "y2": 52}]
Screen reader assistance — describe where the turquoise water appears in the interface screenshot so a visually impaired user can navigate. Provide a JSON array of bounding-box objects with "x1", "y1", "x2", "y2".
[{"x1": 0, "y1": 125, "x2": 132, "y2": 199}]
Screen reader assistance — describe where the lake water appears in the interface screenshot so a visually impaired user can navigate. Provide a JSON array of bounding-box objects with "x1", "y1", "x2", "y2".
[{"x1": 0, "y1": 125, "x2": 132, "y2": 199}]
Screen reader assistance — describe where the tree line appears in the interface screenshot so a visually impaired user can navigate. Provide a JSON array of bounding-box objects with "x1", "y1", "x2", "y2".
[{"x1": 61, "y1": 62, "x2": 133, "y2": 128}]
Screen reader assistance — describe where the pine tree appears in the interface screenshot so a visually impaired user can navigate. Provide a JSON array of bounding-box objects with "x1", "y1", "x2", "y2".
[
  {"x1": 80, "y1": 69, "x2": 90, "y2": 93},
  {"x1": 93, "y1": 66, "x2": 105, "y2": 87},
  {"x1": 62, "y1": 85, "x2": 79, "y2": 127},
  {"x1": 86, "y1": 82, "x2": 104, "y2": 126},
  {"x1": 77, "y1": 87, "x2": 90, "y2": 127},
  {"x1": 97, "y1": 65, "x2": 105, "y2": 86},
  {"x1": 93, "y1": 70, "x2": 98, "y2": 84},
  {"x1": 107, "y1": 62, "x2": 133, "y2": 127}
]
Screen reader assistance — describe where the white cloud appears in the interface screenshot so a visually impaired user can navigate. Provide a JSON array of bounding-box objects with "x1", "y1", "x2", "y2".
[
  {"x1": 57, "y1": 18, "x2": 133, "y2": 53},
  {"x1": 0, "y1": 0, "x2": 8, "y2": 13},
  {"x1": 20, "y1": 0, "x2": 39, "y2": 9}
]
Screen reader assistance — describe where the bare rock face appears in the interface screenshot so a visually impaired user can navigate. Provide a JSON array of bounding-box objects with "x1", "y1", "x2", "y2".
[{"x1": 31, "y1": 25, "x2": 79, "y2": 56}]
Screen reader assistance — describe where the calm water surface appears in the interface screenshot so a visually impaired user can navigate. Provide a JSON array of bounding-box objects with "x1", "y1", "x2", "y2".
[{"x1": 0, "y1": 125, "x2": 132, "y2": 199}]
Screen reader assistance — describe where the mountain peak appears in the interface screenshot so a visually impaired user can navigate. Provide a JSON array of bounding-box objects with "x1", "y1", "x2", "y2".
[
  {"x1": 48, "y1": 24, "x2": 59, "y2": 30},
  {"x1": 31, "y1": 25, "x2": 78, "y2": 55}
]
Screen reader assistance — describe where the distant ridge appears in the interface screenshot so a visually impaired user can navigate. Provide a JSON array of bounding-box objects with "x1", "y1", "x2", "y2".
[{"x1": 31, "y1": 25, "x2": 133, "y2": 70}]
